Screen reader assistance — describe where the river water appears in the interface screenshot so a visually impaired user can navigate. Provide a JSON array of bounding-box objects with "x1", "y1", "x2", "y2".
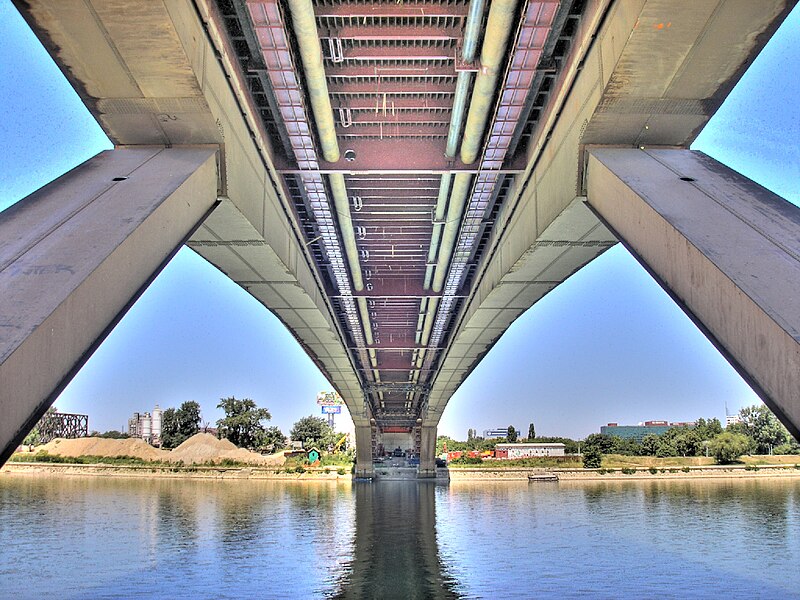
[{"x1": 1, "y1": 474, "x2": 799, "y2": 599}]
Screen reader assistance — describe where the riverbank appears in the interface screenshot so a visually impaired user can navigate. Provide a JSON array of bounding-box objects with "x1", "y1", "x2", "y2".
[
  {"x1": 1, "y1": 461, "x2": 351, "y2": 480},
  {"x1": 4, "y1": 461, "x2": 800, "y2": 481},
  {"x1": 449, "y1": 463, "x2": 800, "y2": 481}
]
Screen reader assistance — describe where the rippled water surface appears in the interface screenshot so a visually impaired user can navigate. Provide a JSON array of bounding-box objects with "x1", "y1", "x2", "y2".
[{"x1": 1, "y1": 475, "x2": 799, "y2": 598}]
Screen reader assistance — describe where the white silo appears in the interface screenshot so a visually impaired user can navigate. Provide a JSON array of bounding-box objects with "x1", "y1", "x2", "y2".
[
  {"x1": 151, "y1": 405, "x2": 162, "y2": 438},
  {"x1": 141, "y1": 412, "x2": 152, "y2": 440}
]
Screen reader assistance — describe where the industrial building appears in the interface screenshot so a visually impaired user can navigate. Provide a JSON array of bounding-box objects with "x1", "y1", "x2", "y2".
[
  {"x1": 128, "y1": 405, "x2": 163, "y2": 446},
  {"x1": 600, "y1": 421, "x2": 697, "y2": 442},
  {"x1": 495, "y1": 443, "x2": 566, "y2": 459}
]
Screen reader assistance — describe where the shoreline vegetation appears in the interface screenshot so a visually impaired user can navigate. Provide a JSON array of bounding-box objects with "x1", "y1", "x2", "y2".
[{"x1": 3, "y1": 452, "x2": 800, "y2": 481}]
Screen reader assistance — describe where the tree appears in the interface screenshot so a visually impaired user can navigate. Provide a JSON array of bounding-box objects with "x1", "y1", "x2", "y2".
[
  {"x1": 91, "y1": 430, "x2": 130, "y2": 439},
  {"x1": 467, "y1": 428, "x2": 475, "y2": 442},
  {"x1": 641, "y1": 434, "x2": 660, "y2": 456},
  {"x1": 694, "y1": 417, "x2": 723, "y2": 440},
  {"x1": 738, "y1": 404, "x2": 789, "y2": 454},
  {"x1": 262, "y1": 426, "x2": 287, "y2": 451},
  {"x1": 655, "y1": 437, "x2": 677, "y2": 457},
  {"x1": 291, "y1": 415, "x2": 335, "y2": 449},
  {"x1": 709, "y1": 432, "x2": 751, "y2": 464},
  {"x1": 161, "y1": 401, "x2": 202, "y2": 449},
  {"x1": 528, "y1": 422, "x2": 536, "y2": 441},
  {"x1": 177, "y1": 401, "x2": 201, "y2": 437},
  {"x1": 615, "y1": 437, "x2": 644, "y2": 456},
  {"x1": 584, "y1": 433, "x2": 618, "y2": 454},
  {"x1": 161, "y1": 408, "x2": 179, "y2": 448},
  {"x1": 673, "y1": 429, "x2": 702, "y2": 457},
  {"x1": 22, "y1": 429, "x2": 40, "y2": 447},
  {"x1": 582, "y1": 446, "x2": 602, "y2": 469},
  {"x1": 507, "y1": 425, "x2": 518, "y2": 443},
  {"x1": 216, "y1": 397, "x2": 272, "y2": 450},
  {"x1": 22, "y1": 405, "x2": 57, "y2": 446}
]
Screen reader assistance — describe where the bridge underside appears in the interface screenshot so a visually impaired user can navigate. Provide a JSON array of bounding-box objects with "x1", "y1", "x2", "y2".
[{"x1": 1, "y1": 0, "x2": 798, "y2": 473}]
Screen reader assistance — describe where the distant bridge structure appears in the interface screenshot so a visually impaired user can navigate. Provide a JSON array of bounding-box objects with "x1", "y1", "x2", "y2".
[
  {"x1": 38, "y1": 412, "x2": 90, "y2": 445},
  {"x1": 1, "y1": 0, "x2": 799, "y2": 477}
]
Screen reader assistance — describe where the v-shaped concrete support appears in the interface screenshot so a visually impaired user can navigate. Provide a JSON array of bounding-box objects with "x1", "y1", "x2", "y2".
[
  {"x1": 587, "y1": 148, "x2": 800, "y2": 439},
  {"x1": 0, "y1": 147, "x2": 218, "y2": 463}
]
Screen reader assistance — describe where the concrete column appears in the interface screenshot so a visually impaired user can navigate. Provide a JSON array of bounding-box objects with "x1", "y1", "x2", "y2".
[
  {"x1": 586, "y1": 148, "x2": 800, "y2": 439},
  {"x1": 354, "y1": 423, "x2": 374, "y2": 478},
  {"x1": 418, "y1": 425, "x2": 438, "y2": 478},
  {"x1": 0, "y1": 147, "x2": 218, "y2": 463}
]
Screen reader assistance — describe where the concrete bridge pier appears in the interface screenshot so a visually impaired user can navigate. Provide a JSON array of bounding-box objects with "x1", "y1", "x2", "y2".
[
  {"x1": 417, "y1": 425, "x2": 438, "y2": 479},
  {"x1": 586, "y1": 148, "x2": 800, "y2": 439},
  {"x1": 0, "y1": 147, "x2": 218, "y2": 464},
  {"x1": 354, "y1": 424, "x2": 374, "y2": 478}
]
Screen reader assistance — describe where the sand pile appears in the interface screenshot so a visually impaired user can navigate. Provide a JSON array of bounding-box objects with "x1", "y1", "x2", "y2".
[
  {"x1": 170, "y1": 433, "x2": 286, "y2": 465},
  {"x1": 36, "y1": 434, "x2": 286, "y2": 466},
  {"x1": 169, "y1": 433, "x2": 285, "y2": 466},
  {"x1": 40, "y1": 437, "x2": 169, "y2": 461}
]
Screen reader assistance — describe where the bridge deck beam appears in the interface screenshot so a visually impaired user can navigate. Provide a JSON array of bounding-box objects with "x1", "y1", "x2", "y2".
[
  {"x1": 0, "y1": 147, "x2": 218, "y2": 463},
  {"x1": 587, "y1": 147, "x2": 800, "y2": 439}
]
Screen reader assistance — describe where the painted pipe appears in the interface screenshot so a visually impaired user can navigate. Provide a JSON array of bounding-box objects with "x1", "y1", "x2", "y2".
[
  {"x1": 415, "y1": 298, "x2": 428, "y2": 344},
  {"x1": 420, "y1": 298, "x2": 439, "y2": 346},
  {"x1": 461, "y1": 0, "x2": 485, "y2": 63},
  {"x1": 286, "y1": 0, "x2": 340, "y2": 162},
  {"x1": 329, "y1": 174, "x2": 364, "y2": 291},
  {"x1": 432, "y1": 173, "x2": 472, "y2": 292},
  {"x1": 460, "y1": 0, "x2": 520, "y2": 164},
  {"x1": 445, "y1": 73, "x2": 473, "y2": 158},
  {"x1": 357, "y1": 297, "x2": 375, "y2": 345},
  {"x1": 424, "y1": 174, "x2": 452, "y2": 289},
  {"x1": 445, "y1": 0, "x2": 486, "y2": 158},
  {"x1": 415, "y1": 297, "x2": 440, "y2": 368}
]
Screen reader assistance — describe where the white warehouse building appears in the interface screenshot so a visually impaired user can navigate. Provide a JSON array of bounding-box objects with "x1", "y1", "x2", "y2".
[{"x1": 495, "y1": 443, "x2": 566, "y2": 459}]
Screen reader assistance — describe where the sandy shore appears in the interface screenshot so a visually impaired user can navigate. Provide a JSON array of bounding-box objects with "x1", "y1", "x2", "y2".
[{"x1": 4, "y1": 461, "x2": 800, "y2": 481}]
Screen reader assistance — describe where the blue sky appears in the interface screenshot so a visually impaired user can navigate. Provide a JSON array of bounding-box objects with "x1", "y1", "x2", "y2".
[{"x1": 1, "y1": 2, "x2": 798, "y2": 439}]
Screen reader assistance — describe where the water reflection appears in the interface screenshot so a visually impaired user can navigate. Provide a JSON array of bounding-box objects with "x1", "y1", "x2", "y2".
[
  {"x1": 333, "y1": 481, "x2": 460, "y2": 599},
  {"x1": 1, "y1": 475, "x2": 800, "y2": 598}
]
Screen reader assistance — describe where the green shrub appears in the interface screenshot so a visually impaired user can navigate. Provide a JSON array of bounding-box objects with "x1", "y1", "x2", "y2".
[
  {"x1": 294, "y1": 465, "x2": 306, "y2": 473},
  {"x1": 648, "y1": 467, "x2": 658, "y2": 475},
  {"x1": 621, "y1": 467, "x2": 636, "y2": 475},
  {"x1": 681, "y1": 466, "x2": 691, "y2": 473},
  {"x1": 709, "y1": 432, "x2": 750, "y2": 464},
  {"x1": 451, "y1": 456, "x2": 483, "y2": 465},
  {"x1": 337, "y1": 468, "x2": 346, "y2": 475},
  {"x1": 745, "y1": 464, "x2": 760, "y2": 471},
  {"x1": 582, "y1": 446, "x2": 602, "y2": 469}
]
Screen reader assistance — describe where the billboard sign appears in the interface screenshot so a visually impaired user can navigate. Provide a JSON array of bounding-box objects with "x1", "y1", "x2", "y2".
[
  {"x1": 321, "y1": 405, "x2": 342, "y2": 415},
  {"x1": 316, "y1": 391, "x2": 343, "y2": 406}
]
